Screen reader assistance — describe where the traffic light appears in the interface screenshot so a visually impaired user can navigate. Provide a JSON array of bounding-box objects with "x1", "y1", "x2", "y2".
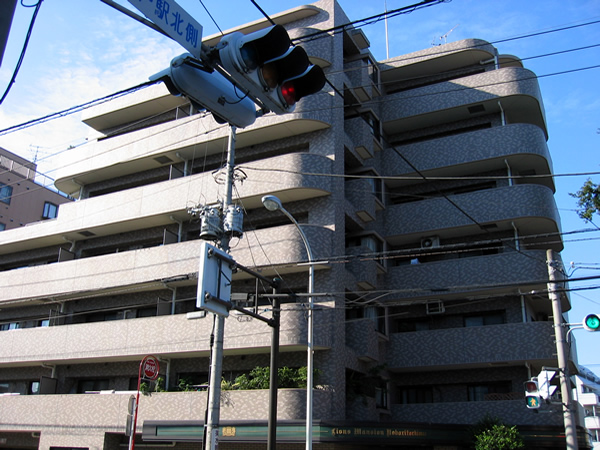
[
  {"x1": 524, "y1": 378, "x2": 541, "y2": 409},
  {"x1": 583, "y1": 313, "x2": 600, "y2": 331},
  {"x1": 218, "y1": 24, "x2": 326, "y2": 115},
  {"x1": 150, "y1": 54, "x2": 257, "y2": 128}
]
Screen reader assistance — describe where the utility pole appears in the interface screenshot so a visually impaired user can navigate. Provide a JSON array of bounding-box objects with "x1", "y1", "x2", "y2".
[
  {"x1": 205, "y1": 126, "x2": 236, "y2": 450},
  {"x1": 547, "y1": 249, "x2": 578, "y2": 450}
]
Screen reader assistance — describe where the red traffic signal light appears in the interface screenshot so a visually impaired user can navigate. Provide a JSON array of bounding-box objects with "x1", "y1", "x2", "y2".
[{"x1": 219, "y1": 25, "x2": 326, "y2": 114}]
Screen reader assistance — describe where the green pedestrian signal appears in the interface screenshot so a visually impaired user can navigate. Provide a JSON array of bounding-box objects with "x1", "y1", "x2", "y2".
[
  {"x1": 524, "y1": 379, "x2": 541, "y2": 410},
  {"x1": 583, "y1": 314, "x2": 600, "y2": 332}
]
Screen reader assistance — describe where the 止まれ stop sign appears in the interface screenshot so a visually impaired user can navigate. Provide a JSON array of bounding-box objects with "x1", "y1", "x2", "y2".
[{"x1": 142, "y1": 356, "x2": 159, "y2": 380}]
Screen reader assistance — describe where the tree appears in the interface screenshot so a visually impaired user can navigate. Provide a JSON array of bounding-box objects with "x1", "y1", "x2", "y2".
[
  {"x1": 570, "y1": 178, "x2": 600, "y2": 221},
  {"x1": 474, "y1": 424, "x2": 525, "y2": 450}
]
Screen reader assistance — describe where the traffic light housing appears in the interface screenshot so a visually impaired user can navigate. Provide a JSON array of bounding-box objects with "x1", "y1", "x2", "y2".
[
  {"x1": 218, "y1": 24, "x2": 326, "y2": 114},
  {"x1": 150, "y1": 54, "x2": 257, "y2": 128},
  {"x1": 583, "y1": 313, "x2": 600, "y2": 331},
  {"x1": 524, "y1": 378, "x2": 541, "y2": 409}
]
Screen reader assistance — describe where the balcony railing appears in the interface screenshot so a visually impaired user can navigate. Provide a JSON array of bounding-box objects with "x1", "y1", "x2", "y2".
[
  {"x1": 388, "y1": 321, "x2": 557, "y2": 370},
  {"x1": 0, "y1": 305, "x2": 332, "y2": 365},
  {"x1": 390, "y1": 399, "x2": 563, "y2": 427}
]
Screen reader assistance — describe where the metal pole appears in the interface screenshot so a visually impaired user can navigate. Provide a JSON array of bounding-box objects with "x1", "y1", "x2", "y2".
[
  {"x1": 129, "y1": 360, "x2": 143, "y2": 450},
  {"x1": 547, "y1": 249, "x2": 579, "y2": 450},
  {"x1": 279, "y1": 210, "x2": 314, "y2": 450},
  {"x1": 267, "y1": 279, "x2": 281, "y2": 450},
  {"x1": 205, "y1": 126, "x2": 236, "y2": 450}
]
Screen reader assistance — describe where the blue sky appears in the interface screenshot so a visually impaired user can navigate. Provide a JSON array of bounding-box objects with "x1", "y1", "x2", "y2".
[{"x1": 1, "y1": 0, "x2": 599, "y2": 376}]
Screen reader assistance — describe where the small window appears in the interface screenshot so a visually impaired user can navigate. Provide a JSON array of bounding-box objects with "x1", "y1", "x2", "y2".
[
  {"x1": 42, "y1": 202, "x2": 58, "y2": 219},
  {"x1": 0, "y1": 183, "x2": 12, "y2": 205},
  {"x1": 0, "y1": 223, "x2": 5, "y2": 231}
]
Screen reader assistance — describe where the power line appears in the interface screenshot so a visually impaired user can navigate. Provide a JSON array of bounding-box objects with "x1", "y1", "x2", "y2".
[{"x1": 0, "y1": 0, "x2": 43, "y2": 105}]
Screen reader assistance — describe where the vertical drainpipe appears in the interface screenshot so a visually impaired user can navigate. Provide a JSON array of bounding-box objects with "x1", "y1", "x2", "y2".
[{"x1": 498, "y1": 100, "x2": 506, "y2": 126}]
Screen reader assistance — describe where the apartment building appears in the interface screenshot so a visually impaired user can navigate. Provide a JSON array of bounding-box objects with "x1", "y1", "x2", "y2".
[
  {"x1": 0, "y1": 147, "x2": 71, "y2": 232},
  {"x1": 0, "y1": 0, "x2": 586, "y2": 448},
  {"x1": 575, "y1": 366, "x2": 600, "y2": 448}
]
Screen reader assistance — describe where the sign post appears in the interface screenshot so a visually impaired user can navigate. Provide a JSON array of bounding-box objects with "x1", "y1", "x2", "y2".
[{"x1": 129, "y1": 355, "x2": 160, "y2": 450}]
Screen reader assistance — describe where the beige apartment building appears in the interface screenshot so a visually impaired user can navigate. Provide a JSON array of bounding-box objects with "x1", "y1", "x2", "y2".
[{"x1": 0, "y1": 0, "x2": 588, "y2": 448}]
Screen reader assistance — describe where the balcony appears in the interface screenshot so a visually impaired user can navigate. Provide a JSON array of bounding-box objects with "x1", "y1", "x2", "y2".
[
  {"x1": 0, "y1": 152, "x2": 332, "y2": 256},
  {"x1": 0, "y1": 388, "x2": 332, "y2": 436},
  {"x1": 387, "y1": 321, "x2": 556, "y2": 371},
  {"x1": 383, "y1": 124, "x2": 554, "y2": 191},
  {"x1": 0, "y1": 304, "x2": 333, "y2": 366},
  {"x1": 344, "y1": 116, "x2": 381, "y2": 160},
  {"x1": 55, "y1": 112, "x2": 331, "y2": 196},
  {"x1": 390, "y1": 399, "x2": 563, "y2": 427},
  {"x1": 381, "y1": 67, "x2": 547, "y2": 137},
  {"x1": 381, "y1": 39, "x2": 496, "y2": 83},
  {"x1": 580, "y1": 392, "x2": 600, "y2": 406},
  {"x1": 585, "y1": 416, "x2": 600, "y2": 430},
  {"x1": 384, "y1": 184, "x2": 561, "y2": 249}
]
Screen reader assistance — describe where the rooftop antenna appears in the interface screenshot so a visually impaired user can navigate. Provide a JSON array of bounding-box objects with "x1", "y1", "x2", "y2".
[{"x1": 435, "y1": 24, "x2": 459, "y2": 46}]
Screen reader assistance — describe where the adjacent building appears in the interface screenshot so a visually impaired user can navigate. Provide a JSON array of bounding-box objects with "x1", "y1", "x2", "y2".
[
  {"x1": 0, "y1": 1, "x2": 587, "y2": 448},
  {"x1": 0, "y1": 147, "x2": 71, "y2": 232}
]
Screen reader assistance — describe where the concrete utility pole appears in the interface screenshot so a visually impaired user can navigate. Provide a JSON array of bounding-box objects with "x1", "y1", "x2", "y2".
[
  {"x1": 547, "y1": 249, "x2": 579, "y2": 450},
  {"x1": 205, "y1": 126, "x2": 237, "y2": 450}
]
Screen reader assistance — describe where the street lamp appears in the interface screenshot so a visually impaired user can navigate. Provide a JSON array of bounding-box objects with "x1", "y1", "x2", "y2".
[{"x1": 261, "y1": 195, "x2": 315, "y2": 450}]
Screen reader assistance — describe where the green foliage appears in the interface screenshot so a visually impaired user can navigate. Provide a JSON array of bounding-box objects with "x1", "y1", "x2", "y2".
[
  {"x1": 474, "y1": 424, "x2": 525, "y2": 450},
  {"x1": 570, "y1": 179, "x2": 600, "y2": 222},
  {"x1": 177, "y1": 376, "x2": 196, "y2": 392},
  {"x1": 221, "y1": 366, "x2": 318, "y2": 390}
]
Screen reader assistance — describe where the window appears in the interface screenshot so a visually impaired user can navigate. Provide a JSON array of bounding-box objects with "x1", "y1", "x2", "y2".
[
  {"x1": 77, "y1": 379, "x2": 109, "y2": 393},
  {"x1": 0, "y1": 322, "x2": 20, "y2": 331},
  {"x1": 467, "y1": 381, "x2": 511, "y2": 401},
  {"x1": 0, "y1": 223, "x2": 5, "y2": 231},
  {"x1": 398, "y1": 386, "x2": 434, "y2": 404},
  {"x1": 464, "y1": 311, "x2": 505, "y2": 327},
  {"x1": 0, "y1": 383, "x2": 9, "y2": 393},
  {"x1": 0, "y1": 182, "x2": 12, "y2": 205},
  {"x1": 42, "y1": 202, "x2": 58, "y2": 219}
]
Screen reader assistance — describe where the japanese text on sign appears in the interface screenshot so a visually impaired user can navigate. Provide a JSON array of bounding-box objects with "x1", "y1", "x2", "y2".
[{"x1": 128, "y1": 0, "x2": 203, "y2": 58}]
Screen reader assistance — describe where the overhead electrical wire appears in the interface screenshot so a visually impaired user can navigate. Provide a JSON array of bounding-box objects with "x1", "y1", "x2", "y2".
[{"x1": 0, "y1": 0, "x2": 43, "y2": 105}]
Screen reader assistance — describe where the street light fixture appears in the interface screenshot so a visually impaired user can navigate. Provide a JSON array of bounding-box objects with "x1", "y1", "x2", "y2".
[{"x1": 261, "y1": 195, "x2": 315, "y2": 450}]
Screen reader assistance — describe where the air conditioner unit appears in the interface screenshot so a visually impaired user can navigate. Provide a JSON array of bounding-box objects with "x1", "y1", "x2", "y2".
[{"x1": 421, "y1": 236, "x2": 440, "y2": 249}]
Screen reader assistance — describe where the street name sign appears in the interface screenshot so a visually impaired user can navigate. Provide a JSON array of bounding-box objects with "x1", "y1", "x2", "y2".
[{"x1": 127, "y1": 0, "x2": 203, "y2": 59}]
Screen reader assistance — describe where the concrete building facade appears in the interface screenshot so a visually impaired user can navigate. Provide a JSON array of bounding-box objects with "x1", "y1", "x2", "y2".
[{"x1": 0, "y1": 1, "x2": 587, "y2": 448}]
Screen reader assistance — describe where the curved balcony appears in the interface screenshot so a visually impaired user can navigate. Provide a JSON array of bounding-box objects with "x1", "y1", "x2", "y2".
[
  {"x1": 381, "y1": 39, "x2": 496, "y2": 82},
  {"x1": 388, "y1": 321, "x2": 557, "y2": 371},
  {"x1": 384, "y1": 249, "x2": 561, "y2": 301},
  {"x1": 0, "y1": 304, "x2": 331, "y2": 366},
  {"x1": 55, "y1": 113, "x2": 331, "y2": 195},
  {"x1": 382, "y1": 67, "x2": 547, "y2": 137},
  {"x1": 0, "y1": 223, "x2": 333, "y2": 304},
  {"x1": 1, "y1": 153, "x2": 332, "y2": 255},
  {"x1": 384, "y1": 184, "x2": 561, "y2": 248},
  {"x1": 384, "y1": 124, "x2": 554, "y2": 191}
]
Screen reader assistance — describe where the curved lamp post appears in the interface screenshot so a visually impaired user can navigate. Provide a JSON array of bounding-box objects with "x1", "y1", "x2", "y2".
[{"x1": 261, "y1": 195, "x2": 315, "y2": 450}]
